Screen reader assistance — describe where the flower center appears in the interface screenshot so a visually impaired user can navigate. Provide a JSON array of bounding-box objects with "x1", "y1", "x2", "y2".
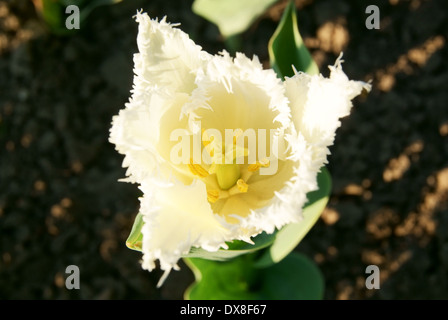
[
  {"x1": 186, "y1": 128, "x2": 270, "y2": 205},
  {"x1": 215, "y1": 164, "x2": 240, "y2": 190}
]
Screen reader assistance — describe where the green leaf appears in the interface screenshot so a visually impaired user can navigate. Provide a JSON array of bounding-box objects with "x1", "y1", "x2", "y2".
[
  {"x1": 259, "y1": 251, "x2": 324, "y2": 299},
  {"x1": 39, "y1": 0, "x2": 64, "y2": 32},
  {"x1": 184, "y1": 254, "x2": 259, "y2": 300},
  {"x1": 268, "y1": 0, "x2": 319, "y2": 78},
  {"x1": 255, "y1": 167, "x2": 332, "y2": 268},
  {"x1": 184, "y1": 251, "x2": 324, "y2": 300},
  {"x1": 126, "y1": 212, "x2": 144, "y2": 251},
  {"x1": 183, "y1": 231, "x2": 276, "y2": 261},
  {"x1": 192, "y1": 0, "x2": 278, "y2": 38}
]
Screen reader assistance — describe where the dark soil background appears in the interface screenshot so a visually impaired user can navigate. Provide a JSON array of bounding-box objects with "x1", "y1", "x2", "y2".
[{"x1": 1, "y1": 0, "x2": 447, "y2": 300}]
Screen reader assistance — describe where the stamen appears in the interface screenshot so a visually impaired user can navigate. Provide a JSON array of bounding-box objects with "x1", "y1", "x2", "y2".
[
  {"x1": 188, "y1": 158, "x2": 209, "y2": 178},
  {"x1": 236, "y1": 179, "x2": 249, "y2": 193},
  {"x1": 207, "y1": 190, "x2": 220, "y2": 203},
  {"x1": 202, "y1": 129, "x2": 217, "y2": 157},
  {"x1": 248, "y1": 159, "x2": 270, "y2": 172},
  {"x1": 202, "y1": 129, "x2": 213, "y2": 147},
  {"x1": 207, "y1": 179, "x2": 248, "y2": 203}
]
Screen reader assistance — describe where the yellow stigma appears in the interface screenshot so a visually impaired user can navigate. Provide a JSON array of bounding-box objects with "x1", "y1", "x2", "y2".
[{"x1": 215, "y1": 164, "x2": 240, "y2": 190}]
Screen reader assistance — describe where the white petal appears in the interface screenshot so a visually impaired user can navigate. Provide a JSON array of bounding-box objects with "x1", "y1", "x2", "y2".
[
  {"x1": 110, "y1": 13, "x2": 211, "y2": 184},
  {"x1": 139, "y1": 179, "x2": 233, "y2": 272},
  {"x1": 237, "y1": 56, "x2": 371, "y2": 234},
  {"x1": 285, "y1": 55, "x2": 371, "y2": 149},
  {"x1": 134, "y1": 12, "x2": 209, "y2": 94}
]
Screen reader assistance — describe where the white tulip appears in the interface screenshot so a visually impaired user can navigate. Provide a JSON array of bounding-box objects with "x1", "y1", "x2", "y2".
[{"x1": 109, "y1": 12, "x2": 370, "y2": 286}]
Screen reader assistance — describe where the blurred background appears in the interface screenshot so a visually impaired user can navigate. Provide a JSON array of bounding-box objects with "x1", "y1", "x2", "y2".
[{"x1": 0, "y1": 0, "x2": 447, "y2": 299}]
